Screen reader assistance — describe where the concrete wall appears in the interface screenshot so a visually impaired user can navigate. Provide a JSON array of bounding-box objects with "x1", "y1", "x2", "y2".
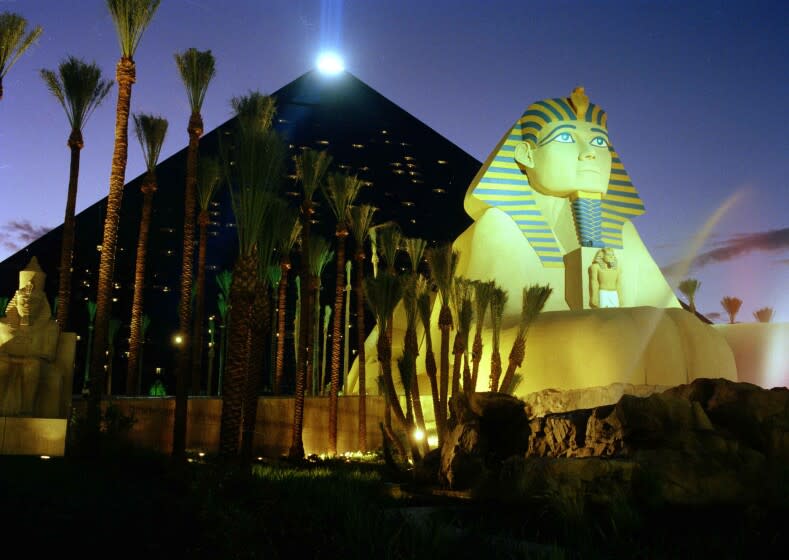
[{"x1": 73, "y1": 395, "x2": 387, "y2": 457}]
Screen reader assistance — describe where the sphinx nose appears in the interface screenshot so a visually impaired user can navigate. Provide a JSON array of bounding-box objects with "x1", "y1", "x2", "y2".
[{"x1": 579, "y1": 144, "x2": 596, "y2": 161}]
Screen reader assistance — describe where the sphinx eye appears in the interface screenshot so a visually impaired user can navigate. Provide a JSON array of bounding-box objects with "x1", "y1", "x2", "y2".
[
  {"x1": 553, "y1": 132, "x2": 575, "y2": 144},
  {"x1": 590, "y1": 136, "x2": 609, "y2": 148}
]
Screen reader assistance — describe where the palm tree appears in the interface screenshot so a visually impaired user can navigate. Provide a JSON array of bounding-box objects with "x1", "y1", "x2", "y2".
[
  {"x1": 402, "y1": 237, "x2": 428, "y2": 451},
  {"x1": 753, "y1": 307, "x2": 774, "y2": 323},
  {"x1": 82, "y1": 299, "x2": 98, "y2": 394},
  {"x1": 488, "y1": 286, "x2": 508, "y2": 392},
  {"x1": 127, "y1": 113, "x2": 167, "y2": 395},
  {"x1": 322, "y1": 171, "x2": 363, "y2": 455},
  {"x1": 88, "y1": 0, "x2": 160, "y2": 444},
  {"x1": 470, "y1": 280, "x2": 493, "y2": 390},
  {"x1": 365, "y1": 273, "x2": 408, "y2": 430},
  {"x1": 40, "y1": 57, "x2": 113, "y2": 332},
  {"x1": 678, "y1": 278, "x2": 701, "y2": 315},
  {"x1": 425, "y1": 243, "x2": 458, "y2": 445},
  {"x1": 348, "y1": 204, "x2": 377, "y2": 451},
  {"x1": 452, "y1": 278, "x2": 474, "y2": 395},
  {"x1": 499, "y1": 284, "x2": 552, "y2": 394},
  {"x1": 215, "y1": 269, "x2": 232, "y2": 395},
  {"x1": 190, "y1": 156, "x2": 222, "y2": 396},
  {"x1": 308, "y1": 235, "x2": 334, "y2": 396},
  {"x1": 173, "y1": 47, "x2": 216, "y2": 459},
  {"x1": 416, "y1": 276, "x2": 440, "y2": 443},
  {"x1": 272, "y1": 208, "x2": 301, "y2": 394},
  {"x1": 720, "y1": 296, "x2": 743, "y2": 324},
  {"x1": 376, "y1": 222, "x2": 402, "y2": 276},
  {"x1": 0, "y1": 11, "x2": 42, "y2": 100},
  {"x1": 218, "y1": 92, "x2": 285, "y2": 459},
  {"x1": 289, "y1": 149, "x2": 332, "y2": 459}
]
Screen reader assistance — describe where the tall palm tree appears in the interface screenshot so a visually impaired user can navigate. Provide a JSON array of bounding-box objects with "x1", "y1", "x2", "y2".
[
  {"x1": 214, "y1": 269, "x2": 232, "y2": 395},
  {"x1": 0, "y1": 11, "x2": 42, "y2": 100},
  {"x1": 309, "y1": 236, "x2": 334, "y2": 396},
  {"x1": 289, "y1": 149, "x2": 332, "y2": 459},
  {"x1": 322, "y1": 171, "x2": 363, "y2": 455},
  {"x1": 720, "y1": 296, "x2": 743, "y2": 324},
  {"x1": 452, "y1": 278, "x2": 474, "y2": 395},
  {"x1": 417, "y1": 276, "x2": 440, "y2": 443},
  {"x1": 402, "y1": 237, "x2": 428, "y2": 452},
  {"x1": 173, "y1": 47, "x2": 216, "y2": 459},
  {"x1": 470, "y1": 280, "x2": 493, "y2": 390},
  {"x1": 272, "y1": 207, "x2": 301, "y2": 394},
  {"x1": 40, "y1": 57, "x2": 113, "y2": 332},
  {"x1": 218, "y1": 92, "x2": 285, "y2": 459},
  {"x1": 488, "y1": 286, "x2": 508, "y2": 392},
  {"x1": 348, "y1": 204, "x2": 376, "y2": 451},
  {"x1": 753, "y1": 307, "x2": 774, "y2": 323},
  {"x1": 426, "y1": 244, "x2": 458, "y2": 445},
  {"x1": 127, "y1": 113, "x2": 167, "y2": 395},
  {"x1": 88, "y1": 0, "x2": 160, "y2": 444},
  {"x1": 678, "y1": 278, "x2": 701, "y2": 315},
  {"x1": 365, "y1": 273, "x2": 407, "y2": 430},
  {"x1": 190, "y1": 156, "x2": 222, "y2": 396},
  {"x1": 499, "y1": 284, "x2": 552, "y2": 395}
]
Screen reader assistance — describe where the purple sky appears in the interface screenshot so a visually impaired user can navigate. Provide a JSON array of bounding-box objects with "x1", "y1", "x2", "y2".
[{"x1": 1, "y1": 0, "x2": 787, "y2": 323}]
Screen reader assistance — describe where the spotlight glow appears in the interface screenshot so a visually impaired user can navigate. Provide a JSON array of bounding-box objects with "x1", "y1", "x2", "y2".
[{"x1": 316, "y1": 52, "x2": 345, "y2": 75}]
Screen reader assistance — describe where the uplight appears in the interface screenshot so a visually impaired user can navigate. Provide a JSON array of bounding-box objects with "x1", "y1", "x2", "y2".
[{"x1": 316, "y1": 52, "x2": 345, "y2": 75}]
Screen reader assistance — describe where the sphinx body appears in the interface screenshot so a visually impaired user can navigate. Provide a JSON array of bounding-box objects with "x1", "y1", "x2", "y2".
[
  {"x1": 0, "y1": 257, "x2": 76, "y2": 418},
  {"x1": 346, "y1": 88, "x2": 737, "y2": 408}
]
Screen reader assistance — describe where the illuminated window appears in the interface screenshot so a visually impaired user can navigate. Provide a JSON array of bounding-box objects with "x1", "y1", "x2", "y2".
[
  {"x1": 351, "y1": 143, "x2": 364, "y2": 149},
  {"x1": 437, "y1": 159, "x2": 448, "y2": 165},
  {"x1": 316, "y1": 139, "x2": 330, "y2": 145},
  {"x1": 432, "y1": 188, "x2": 446, "y2": 194}
]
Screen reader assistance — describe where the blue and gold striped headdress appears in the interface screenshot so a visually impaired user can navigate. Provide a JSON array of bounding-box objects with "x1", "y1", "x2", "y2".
[{"x1": 464, "y1": 87, "x2": 645, "y2": 268}]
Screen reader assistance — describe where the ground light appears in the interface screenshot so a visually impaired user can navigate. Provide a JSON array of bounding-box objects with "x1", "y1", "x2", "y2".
[{"x1": 316, "y1": 51, "x2": 344, "y2": 75}]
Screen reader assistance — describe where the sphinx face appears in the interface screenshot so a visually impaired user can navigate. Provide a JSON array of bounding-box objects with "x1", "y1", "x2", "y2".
[{"x1": 516, "y1": 120, "x2": 613, "y2": 197}]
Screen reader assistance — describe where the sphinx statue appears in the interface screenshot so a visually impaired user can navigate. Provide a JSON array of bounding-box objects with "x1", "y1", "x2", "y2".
[
  {"x1": 347, "y1": 87, "x2": 738, "y2": 407},
  {"x1": 0, "y1": 257, "x2": 76, "y2": 418}
]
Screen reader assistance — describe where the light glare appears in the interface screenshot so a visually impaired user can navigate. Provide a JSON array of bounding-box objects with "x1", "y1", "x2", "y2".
[{"x1": 316, "y1": 52, "x2": 345, "y2": 75}]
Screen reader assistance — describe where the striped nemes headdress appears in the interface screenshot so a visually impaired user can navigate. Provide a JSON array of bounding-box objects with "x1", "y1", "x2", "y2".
[{"x1": 463, "y1": 87, "x2": 645, "y2": 268}]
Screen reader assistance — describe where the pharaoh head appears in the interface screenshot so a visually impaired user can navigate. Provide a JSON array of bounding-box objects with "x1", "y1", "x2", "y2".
[
  {"x1": 464, "y1": 87, "x2": 646, "y2": 267},
  {"x1": 593, "y1": 247, "x2": 618, "y2": 268}
]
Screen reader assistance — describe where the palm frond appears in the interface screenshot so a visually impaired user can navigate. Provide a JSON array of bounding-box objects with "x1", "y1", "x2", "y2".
[
  {"x1": 197, "y1": 156, "x2": 222, "y2": 210},
  {"x1": 426, "y1": 243, "x2": 459, "y2": 304},
  {"x1": 401, "y1": 273, "x2": 419, "y2": 330},
  {"x1": 519, "y1": 284, "x2": 553, "y2": 336},
  {"x1": 231, "y1": 91, "x2": 276, "y2": 134},
  {"x1": 473, "y1": 280, "x2": 494, "y2": 330},
  {"x1": 375, "y1": 222, "x2": 402, "y2": 274},
  {"x1": 295, "y1": 148, "x2": 332, "y2": 201},
  {"x1": 174, "y1": 47, "x2": 215, "y2": 113},
  {"x1": 348, "y1": 204, "x2": 377, "y2": 247},
  {"x1": 453, "y1": 278, "x2": 474, "y2": 342},
  {"x1": 257, "y1": 195, "x2": 288, "y2": 273},
  {"x1": 720, "y1": 296, "x2": 742, "y2": 324},
  {"x1": 106, "y1": 0, "x2": 160, "y2": 58},
  {"x1": 753, "y1": 307, "x2": 774, "y2": 323},
  {"x1": 365, "y1": 273, "x2": 403, "y2": 332},
  {"x1": 416, "y1": 275, "x2": 433, "y2": 331},
  {"x1": 39, "y1": 56, "x2": 113, "y2": 131},
  {"x1": 132, "y1": 112, "x2": 168, "y2": 171},
  {"x1": 323, "y1": 172, "x2": 363, "y2": 225},
  {"x1": 489, "y1": 286, "x2": 508, "y2": 350},
  {"x1": 403, "y1": 237, "x2": 427, "y2": 273},
  {"x1": 308, "y1": 235, "x2": 334, "y2": 279},
  {"x1": 266, "y1": 265, "x2": 282, "y2": 290},
  {"x1": 0, "y1": 12, "x2": 43, "y2": 78}
]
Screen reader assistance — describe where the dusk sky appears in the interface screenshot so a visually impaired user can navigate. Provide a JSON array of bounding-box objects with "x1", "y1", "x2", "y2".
[{"x1": 0, "y1": 0, "x2": 787, "y2": 323}]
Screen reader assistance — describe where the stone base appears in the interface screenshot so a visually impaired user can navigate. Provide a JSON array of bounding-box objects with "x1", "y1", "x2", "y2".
[{"x1": 0, "y1": 417, "x2": 67, "y2": 456}]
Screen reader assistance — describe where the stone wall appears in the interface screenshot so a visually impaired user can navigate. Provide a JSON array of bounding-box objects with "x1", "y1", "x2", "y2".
[{"x1": 72, "y1": 395, "x2": 387, "y2": 457}]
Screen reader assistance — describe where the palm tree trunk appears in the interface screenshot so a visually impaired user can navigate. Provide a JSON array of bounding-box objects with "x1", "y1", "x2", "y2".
[
  {"x1": 219, "y1": 254, "x2": 256, "y2": 458},
  {"x1": 377, "y1": 330, "x2": 408, "y2": 428},
  {"x1": 470, "y1": 329, "x2": 483, "y2": 391},
  {"x1": 451, "y1": 331, "x2": 463, "y2": 399},
  {"x1": 405, "y1": 326, "x2": 428, "y2": 454},
  {"x1": 241, "y1": 283, "x2": 267, "y2": 460},
  {"x1": 423, "y1": 329, "x2": 441, "y2": 446},
  {"x1": 127, "y1": 180, "x2": 155, "y2": 394},
  {"x1": 173, "y1": 113, "x2": 202, "y2": 459},
  {"x1": 191, "y1": 212, "x2": 209, "y2": 395},
  {"x1": 56, "y1": 131, "x2": 83, "y2": 331},
  {"x1": 274, "y1": 258, "x2": 290, "y2": 394},
  {"x1": 438, "y1": 304, "x2": 452, "y2": 444},
  {"x1": 354, "y1": 253, "x2": 368, "y2": 452},
  {"x1": 328, "y1": 228, "x2": 348, "y2": 455},
  {"x1": 499, "y1": 335, "x2": 525, "y2": 395},
  {"x1": 88, "y1": 57, "x2": 135, "y2": 442},
  {"x1": 289, "y1": 210, "x2": 312, "y2": 459}
]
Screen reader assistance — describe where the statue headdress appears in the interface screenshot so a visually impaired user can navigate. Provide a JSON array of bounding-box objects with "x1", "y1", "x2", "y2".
[{"x1": 464, "y1": 87, "x2": 645, "y2": 268}]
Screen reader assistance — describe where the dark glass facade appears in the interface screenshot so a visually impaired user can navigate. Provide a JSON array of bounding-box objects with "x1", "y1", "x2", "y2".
[{"x1": 0, "y1": 70, "x2": 480, "y2": 395}]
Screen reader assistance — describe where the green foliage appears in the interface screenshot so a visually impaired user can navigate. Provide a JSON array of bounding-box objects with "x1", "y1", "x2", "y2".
[
  {"x1": 365, "y1": 273, "x2": 403, "y2": 333},
  {"x1": 348, "y1": 203, "x2": 377, "y2": 249},
  {"x1": 132, "y1": 112, "x2": 168, "y2": 171},
  {"x1": 375, "y1": 221, "x2": 402, "y2": 274},
  {"x1": 40, "y1": 56, "x2": 113, "y2": 131},
  {"x1": 0, "y1": 296, "x2": 8, "y2": 317},
  {"x1": 0, "y1": 11, "x2": 43, "y2": 81},
  {"x1": 148, "y1": 379, "x2": 167, "y2": 396},
  {"x1": 106, "y1": 0, "x2": 160, "y2": 58},
  {"x1": 197, "y1": 155, "x2": 222, "y2": 211},
  {"x1": 295, "y1": 148, "x2": 332, "y2": 201},
  {"x1": 174, "y1": 47, "x2": 215, "y2": 112},
  {"x1": 322, "y1": 171, "x2": 363, "y2": 226}
]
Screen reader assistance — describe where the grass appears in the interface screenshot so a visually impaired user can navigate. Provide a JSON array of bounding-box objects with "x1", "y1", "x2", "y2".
[{"x1": 2, "y1": 447, "x2": 788, "y2": 559}]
